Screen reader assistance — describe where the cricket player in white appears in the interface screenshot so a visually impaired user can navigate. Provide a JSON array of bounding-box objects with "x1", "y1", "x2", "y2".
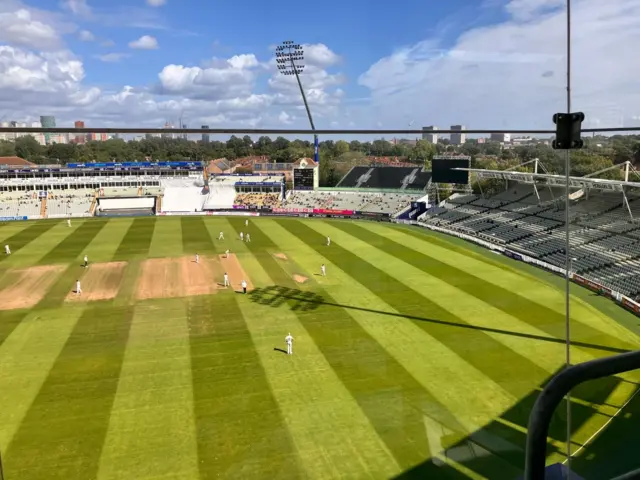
[
  {"x1": 321, "y1": 264, "x2": 326, "y2": 276},
  {"x1": 241, "y1": 279, "x2": 247, "y2": 294},
  {"x1": 327, "y1": 236, "x2": 331, "y2": 246},
  {"x1": 245, "y1": 219, "x2": 249, "y2": 227},
  {"x1": 223, "y1": 272, "x2": 229, "y2": 287},
  {"x1": 285, "y1": 333, "x2": 294, "y2": 355},
  {"x1": 225, "y1": 249, "x2": 230, "y2": 258},
  {"x1": 76, "y1": 280, "x2": 82, "y2": 295},
  {"x1": 240, "y1": 232, "x2": 244, "y2": 241},
  {"x1": 245, "y1": 233, "x2": 251, "y2": 243},
  {"x1": 195, "y1": 253, "x2": 199, "y2": 264},
  {"x1": 84, "y1": 255, "x2": 88, "y2": 267},
  {"x1": 218, "y1": 231, "x2": 224, "y2": 240},
  {"x1": 67, "y1": 218, "x2": 71, "y2": 227},
  {"x1": 4, "y1": 244, "x2": 10, "y2": 255}
]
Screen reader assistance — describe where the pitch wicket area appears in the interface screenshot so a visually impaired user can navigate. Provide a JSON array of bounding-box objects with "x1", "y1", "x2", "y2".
[
  {"x1": 65, "y1": 262, "x2": 127, "y2": 303},
  {"x1": 0, "y1": 265, "x2": 65, "y2": 310},
  {"x1": 136, "y1": 256, "x2": 225, "y2": 300}
]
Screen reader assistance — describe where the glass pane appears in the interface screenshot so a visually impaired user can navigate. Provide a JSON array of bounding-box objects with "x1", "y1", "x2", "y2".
[
  {"x1": 565, "y1": 0, "x2": 640, "y2": 477},
  {"x1": 0, "y1": 0, "x2": 636, "y2": 479}
]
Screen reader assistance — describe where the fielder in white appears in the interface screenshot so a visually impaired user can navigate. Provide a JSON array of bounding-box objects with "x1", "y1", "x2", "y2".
[
  {"x1": 285, "y1": 333, "x2": 294, "y2": 355},
  {"x1": 4, "y1": 244, "x2": 10, "y2": 255},
  {"x1": 327, "y1": 236, "x2": 331, "y2": 246},
  {"x1": 225, "y1": 249, "x2": 230, "y2": 258},
  {"x1": 218, "y1": 231, "x2": 224, "y2": 240},
  {"x1": 245, "y1": 233, "x2": 251, "y2": 243},
  {"x1": 321, "y1": 264, "x2": 326, "y2": 276},
  {"x1": 245, "y1": 219, "x2": 249, "y2": 227},
  {"x1": 195, "y1": 253, "x2": 199, "y2": 264},
  {"x1": 241, "y1": 279, "x2": 247, "y2": 294},
  {"x1": 84, "y1": 255, "x2": 88, "y2": 267},
  {"x1": 67, "y1": 218, "x2": 71, "y2": 227},
  {"x1": 76, "y1": 280, "x2": 82, "y2": 295},
  {"x1": 223, "y1": 272, "x2": 229, "y2": 287},
  {"x1": 240, "y1": 232, "x2": 244, "y2": 241}
]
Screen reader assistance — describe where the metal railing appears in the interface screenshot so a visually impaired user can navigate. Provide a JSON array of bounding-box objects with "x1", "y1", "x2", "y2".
[{"x1": 524, "y1": 350, "x2": 640, "y2": 480}]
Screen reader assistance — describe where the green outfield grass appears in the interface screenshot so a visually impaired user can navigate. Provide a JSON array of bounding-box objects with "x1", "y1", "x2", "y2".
[{"x1": 0, "y1": 216, "x2": 638, "y2": 480}]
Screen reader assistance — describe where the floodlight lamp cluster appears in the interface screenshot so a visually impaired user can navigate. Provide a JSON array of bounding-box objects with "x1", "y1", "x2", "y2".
[{"x1": 276, "y1": 40, "x2": 305, "y2": 75}]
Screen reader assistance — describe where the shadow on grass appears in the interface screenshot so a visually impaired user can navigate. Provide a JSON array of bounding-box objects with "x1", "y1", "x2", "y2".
[
  {"x1": 249, "y1": 286, "x2": 640, "y2": 478},
  {"x1": 249, "y1": 286, "x2": 630, "y2": 355},
  {"x1": 395, "y1": 374, "x2": 639, "y2": 479}
]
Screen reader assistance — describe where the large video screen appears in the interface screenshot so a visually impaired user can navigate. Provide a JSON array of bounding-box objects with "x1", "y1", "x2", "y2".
[
  {"x1": 432, "y1": 158, "x2": 469, "y2": 184},
  {"x1": 293, "y1": 168, "x2": 314, "y2": 190}
]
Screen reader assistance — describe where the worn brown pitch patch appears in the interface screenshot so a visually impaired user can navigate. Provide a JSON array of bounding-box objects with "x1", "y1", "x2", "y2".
[
  {"x1": 0, "y1": 265, "x2": 65, "y2": 310},
  {"x1": 219, "y1": 253, "x2": 254, "y2": 293},
  {"x1": 65, "y1": 261, "x2": 127, "y2": 303},
  {"x1": 136, "y1": 256, "x2": 222, "y2": 300}
]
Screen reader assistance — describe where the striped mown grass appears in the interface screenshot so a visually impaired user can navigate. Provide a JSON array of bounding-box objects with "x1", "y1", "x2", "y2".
[{"x1": 0, "y1": 216, "x2": 638, "y2": 479}]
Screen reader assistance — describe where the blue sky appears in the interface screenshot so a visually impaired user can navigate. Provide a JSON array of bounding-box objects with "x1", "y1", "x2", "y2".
[
  {"x1": 55, "y1": 0, "x2": 498, "y2": 94},
  {"x1": 0, "y1": 0, "x2": 639, "y2": 132}
]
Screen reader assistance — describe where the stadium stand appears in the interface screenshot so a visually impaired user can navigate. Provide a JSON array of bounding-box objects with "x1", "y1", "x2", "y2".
[
  {"x1": 234, "y1": 193, "x2": 282, "y2": 209},
  {"x1": 419, "y1": 187, "x2": 640, "y2": 299},
  {"x1": 45, "y1": 190, "x2": 94, "y2": 217},
  {"x1": 285, "y1": 191, "x2": 422, "y2": 215},
  {"x1": 336, "y1": 166, "x2": 431, "y2": 190},
  {"x1": 0, "y1": 191, "x2": 41, "y2": 218},
  {"x1": 161, "y1": 178, "x2": 207, "y2": 212}
]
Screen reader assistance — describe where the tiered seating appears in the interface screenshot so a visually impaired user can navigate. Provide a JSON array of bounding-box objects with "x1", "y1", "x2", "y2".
[
  {"x1": 100, "y1": 187, "x2": 139, "y2": 197},
  {"x1": 45, "y1": 190, "x2": 94, "y2": 217},
  {"x1": 234, "y1": 193, "x2": 282, "y2": 209},
  {"x1": 0, "y1": 192, "x2": 40, "y2": 217},
  {"x1": 594, "y1": 260, "x2": 640, "y2": 297},
  {"x1": 285, "y1": 191, "x2": 421, "y2": 215},
  {"x1": 418, "y1": 187, "x2": 640, "y2": 299},
  {"x1": 336, "y1": 166, "x2": 430, "y2": 190}
]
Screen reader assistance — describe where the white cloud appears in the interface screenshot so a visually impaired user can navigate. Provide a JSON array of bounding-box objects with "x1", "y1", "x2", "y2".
[
  {"x1": 303, "y1": 43, "x2": 341, "y2": 68},
  {"x1": 95, "y1": 53, "x2": 129, "y2": 63},
  {"x1": 100, "y1": 39, "x2": 115, "y2": 47},
  {"x1": 0, "y1": 8, "x2": 61, "y2": 50},
  {"x1": 61, "y1": 0, "x2": 91, "y2": 16},
  {"x1": 78, "y1": 29, "x2": 94, "y2": 41},
  {"x1": 128, "y1": 35, "x2": 158, "y2": 50},
  {"x1": 0, "y1": 45, "x2": 101, "y2": 109},
  {"x1": 146, "y1": 0, "x2": 167, "y2": 6},
  {"x1": 156, "y1": 54, "x2": 261, "y2": 99},
  {"x1": 278, "y1": 111, "x2": 293, "y2": 124},
  {"x1": 2, "y1": 0, "x2": 639, "y2": 135},
  {"x1": 357, "y1": 0, "x2": 640, "y2": 130}
]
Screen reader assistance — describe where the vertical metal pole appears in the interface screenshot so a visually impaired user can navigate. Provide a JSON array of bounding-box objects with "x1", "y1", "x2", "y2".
[
  {"x1": 314, "y1": 134, "x2": 319, "y2": 165},
  {"x1": 564, "y1": 0, "x2": 573, "y2": 472},
  {"x1": 290, "y1": 51, "x2": 319, "y2": 167}
]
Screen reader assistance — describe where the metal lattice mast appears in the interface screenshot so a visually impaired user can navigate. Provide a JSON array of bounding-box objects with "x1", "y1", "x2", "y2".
[{"x1": 276, "y1": 41, "x2": 319, "y2": 165}]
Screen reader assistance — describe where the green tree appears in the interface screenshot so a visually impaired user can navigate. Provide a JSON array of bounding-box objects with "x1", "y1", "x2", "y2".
[
  {"x1": 334, "y1": 140, "x2": 350, "y2": 155},
  {"x1": 0, "y1": 140, "x2": 16, "y2": 157},
  {"x1": 15, "y1": 135, "x2": 42, "y2": 161}
]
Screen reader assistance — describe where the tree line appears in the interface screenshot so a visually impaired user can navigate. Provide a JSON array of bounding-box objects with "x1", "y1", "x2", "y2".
[{"x1": 1, "y1": 133, "x2": 639, "y2": 188}]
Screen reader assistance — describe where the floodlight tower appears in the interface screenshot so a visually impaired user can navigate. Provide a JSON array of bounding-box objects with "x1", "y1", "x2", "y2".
[{"x1": 276, "y1": 40, "x2": 319, "y2": 165}]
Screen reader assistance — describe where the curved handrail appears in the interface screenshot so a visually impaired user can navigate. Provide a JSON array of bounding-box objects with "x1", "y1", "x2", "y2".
[{"x1": 524, "y1": 350, "x2": 640, "y2": 480}]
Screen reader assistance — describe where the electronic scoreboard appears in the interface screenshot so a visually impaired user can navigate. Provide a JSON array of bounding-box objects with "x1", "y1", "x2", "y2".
[{"x1": 293, "y1": 168, "x2": 315, "y2": 190}]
